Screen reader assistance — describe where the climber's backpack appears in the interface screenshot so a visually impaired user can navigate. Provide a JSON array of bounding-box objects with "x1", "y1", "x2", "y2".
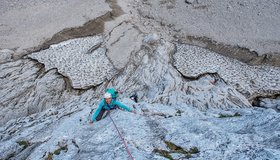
[{"x1": 106, "y1": 88, "x2": 118, "y2": 100}]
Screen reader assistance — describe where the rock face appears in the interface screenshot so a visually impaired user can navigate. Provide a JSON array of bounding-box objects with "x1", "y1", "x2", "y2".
[
  {"x1": 29, "y1": 36, "x2": 117, "y2": 89},
  {"x1": 0, "y1": 0, "x2": 280, "y2": 160},
  {"x1": 137, "y1": 0, "x2": 280, "y2": 56},
  {"x1": 258, "y1": 96, "x2": 280, "y2": 110},
  {"x1": 111, "y1": 35, "x2": 252, "y2": 110},
  {"x1": 0, "y1": 59, "x2": 68, "y2": 126},
  {"x1": 1, "y1": 100, "x2": 280, "y2": 160},
  {"x1": 0, "y1": 49, "x2": 14, "y2": 63},
  {"x1": 105, "y1": 22, "x2": 143, "y2": 70},
  {"x1": 0, "y1": 0, "x2": 111, "y2": 56},
  {"x1": 174, "y1": 44, "x2": 280, "y2": 101}
]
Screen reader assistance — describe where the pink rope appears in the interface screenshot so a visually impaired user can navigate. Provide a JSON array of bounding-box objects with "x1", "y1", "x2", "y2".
[{"x1": 108, "y1": 112, "x2": 134, "y2": 160}]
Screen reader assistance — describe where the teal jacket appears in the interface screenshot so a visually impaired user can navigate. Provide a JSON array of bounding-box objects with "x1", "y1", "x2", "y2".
[{"x1": 91, "y1": 99, "x2": 131, "y2": 122}]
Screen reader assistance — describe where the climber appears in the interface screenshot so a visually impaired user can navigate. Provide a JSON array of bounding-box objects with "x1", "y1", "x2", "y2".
[{"x1": 91, "y1": 88, "x2": 135, "y2": 123}]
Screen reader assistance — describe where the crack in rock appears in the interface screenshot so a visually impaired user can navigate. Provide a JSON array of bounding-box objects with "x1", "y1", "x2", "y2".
[{"x1": 104, "y1": 22, "x2": 143, "y2": 70}]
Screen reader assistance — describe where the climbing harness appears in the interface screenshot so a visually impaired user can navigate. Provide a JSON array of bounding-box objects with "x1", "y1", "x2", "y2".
[{"x1": 108, "y1": 112, "x2": 134, "y2": 160}]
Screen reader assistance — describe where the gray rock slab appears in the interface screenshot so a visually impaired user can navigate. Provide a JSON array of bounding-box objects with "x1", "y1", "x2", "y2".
[
  {"x1": 29, "y1": 36, "x2": 117, "y2": 89},
  {"x1": 173, "y1": 43, "x2": 280, "y2": 99},
  {"x1": 105, "y1": 22, "x2": 143, "y2": 70},
  {"x1": 1, "y1": 101, "x2": 280, "y2": 160},
  {"x1": 0, "y1": 0, "x2": 110, "y2": 52},
  {"x1": 110, "y1": 37, "x2": 251, "y2": 110},
  {"x1": 0, "y1": 49, "x2": 14, "y2": 63},
  {"x1": 0, "y1": 59, "x2": 67, "y2": 126},
  {"x1": 137, "y1": 0, "x2": 280, "y2": 55}
]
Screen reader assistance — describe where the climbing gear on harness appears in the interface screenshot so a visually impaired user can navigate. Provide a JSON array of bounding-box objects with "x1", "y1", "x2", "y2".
[
  {"x1": 108, "y1": 112, "x2": 134, "y2": 160},
  {"x1": 130, "y1": 93, "x2": 138, "y2": 103}
]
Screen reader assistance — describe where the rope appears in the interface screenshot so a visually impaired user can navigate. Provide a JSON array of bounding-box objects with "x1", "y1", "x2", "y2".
[{"x1": 108, "y1": 112, "x2": 134, "y2": 160}]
